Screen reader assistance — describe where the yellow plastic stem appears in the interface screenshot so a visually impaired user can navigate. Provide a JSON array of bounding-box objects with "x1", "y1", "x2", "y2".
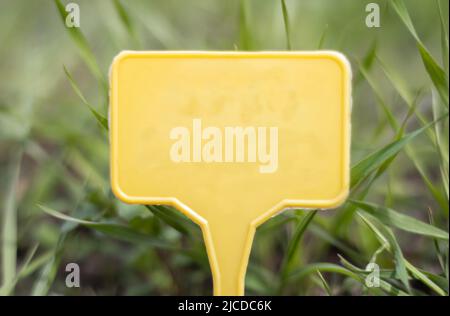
[{"x1": 202, "y1": 219, "x2": 255, "y2": 296}]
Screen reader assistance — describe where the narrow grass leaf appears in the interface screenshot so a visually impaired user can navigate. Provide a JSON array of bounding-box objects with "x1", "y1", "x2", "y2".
[
  {"x1": 16, "y1": 251, "x2": 53, "y2": 281},
  {"x1": 146, "y1": 205, "x2": 200, "y2": 238},
  {"x1": 0, "y1": 244, "x2": 39, "y2": 295},
  {"x1": 316, "y1": 270, "x2": 332, "y2": 295},
  {"x1": 392, "y1": 0, "x2": 449, "y2": 106},
  {"x1": 281, "y1": 0, "x2": 292, "y2": 50},
  {"x1": 112, "y1": 0, "x2": 141, "y2": 48},
  {"x1": 354, "y1": 41, "x2": 377, "y2": 85},
  {"x1": 239, "y1": 0, "x2": 252, "y2": 50},
  {"x1": 350, "y1": 200, "x2": 448, "y2": 240},
  {"x1": 432, "y1": 89, "x2": 449, "y2": 200},
  {"x1": 290, "y1": 262, "x2": 408, "y2": 296},
  {"x1": 420, "y1": 267, "x2": 449, "y2": 293},
  {"x1": 428, "y1": 208, "x2": 447, "y2": 274},
  {"x1": 63, "y1": 66, "x2": 108, "y2": 131},
  {"x1": 405, "y1": 260, "x2": 447, "y2": 296},
  {"x1": 418, "y1": 45, "x2": 449, "y2": 106},
  {"x1": 39, "y1": 204, "x2": 176, "y2": 249},
  {"x1": 1, "y1": 150, "x2": 22, "y2": 293},
  {"x1": 258, "y1": 213, "x2": 296, "y2": 233},
  {"x1": 376, "y1": 56, "x2": 415, "y2": 109},
  {"x1": 280, "y1": 211, "x2": 317, "y2": 278},
  {"x1": 357, "y1": 212, "x2": 411, "y2": 292},
  {"x1": 358, "y1": 63, "x2": 398, "y2": 131},
  {"x1": 437, "y1": 0, "x2": 449, "y2": 72},
  {"x1": 317, "y1": 25, "x2": 328, "y2": 49},
  {"x1": 54, "y1": 0, "x2": 107, "y2": 91},
  {"x1": 32, "y1": 233, "x2": 69, "y2": 296}
]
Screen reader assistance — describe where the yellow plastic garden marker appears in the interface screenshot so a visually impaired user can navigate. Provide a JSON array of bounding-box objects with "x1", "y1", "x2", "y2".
[{"x1": 110, "y1": 51, "x2": 351, "y2": 296}]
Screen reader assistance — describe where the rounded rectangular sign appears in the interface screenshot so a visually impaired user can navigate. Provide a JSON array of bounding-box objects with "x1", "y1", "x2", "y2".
[
  {"x1": 111, "y1": 51, "x2": 351, "y2": 215},
  {"x1": 110, "y1": 51, "x2": 351, "y2": 295}
]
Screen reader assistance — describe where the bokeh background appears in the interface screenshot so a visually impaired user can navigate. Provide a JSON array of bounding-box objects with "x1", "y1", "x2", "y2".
[{"x1": 0, "y1": 0, "x2": 448, "y2": 295}]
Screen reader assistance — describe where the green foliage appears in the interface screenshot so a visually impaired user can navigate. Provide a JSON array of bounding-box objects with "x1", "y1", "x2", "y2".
[{"x1": 0, "y1": 0, "x2": 448, "y2": 296}]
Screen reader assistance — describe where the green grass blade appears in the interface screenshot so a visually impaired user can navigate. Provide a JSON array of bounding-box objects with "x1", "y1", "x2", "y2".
[
  {"x1": 258, "y1": 213, "x2": 296, "y2": 233},
  {"x1": 350, "y1": 200, "x2": 448, "y2": 240},
  {"x1": 146, "y1": 205, "x2": 200, "y2": 238},
  {"x1": 358, "y1": 63, "x2": 398, "y2": 130},
  {"x1": 428, "y1": 209, "x2": 447, "y2": 274},
  {"x1": 405, "y1": 148, "x2": 449, "y2": 214},
  {"x1": 354, "y1": 41, "x2": 377, "y2": 85},
  {"x1": 112, "y1": 0, "x2": 141, "y2": 48},
  {"x1": 280, "y1": 211, "x2": 317, "y2": 280},
  {"x1": 54, "y1": 0, "x2": 107, "y2": 91},
  {"x1": 357, "y1": 212, "x2": 411, "y2": 292},
  {"x1": 437, "y1": 0, "x2": 449, "y2": 72},
  {"x1": 391, "y1": 0, "x2": 420, "y2": 41},
  {"x1": 432, "y1": 89, "x2": 449, "y2": 200},
  {"x1": 392, "y1": 0, "x2": 449, "y2": 106},
  {"x1": 291, "y1": 263, "x2": 358, "y2": 282},
  {"x1": 420, "y1": 265, "x2": 449, "y2": 293},
  {"x1": 281, "y1": 0, "x2": 292, "y2": 50},
  {"x1": 316, "y1": 270, "x2": 332, "y2": 295},
  {"x1": 362, "y1": 41, "x2": 378, "y2": 71},
  {"x1": 16, "y1": 251, "x2": 53, "y2": 281},
  {"x1": 405, "y1": 260, "x2": 447, "y2": 296},
  {"x1": 0, "y1": 244, "x2": 38, "y2": 295},
  {"x1": 317, "y1": 25, "x2": 328, "y2": 49},
  {"x1": 376, "y1": 56, "x2": 417, "y2": 111},
  {"x1": 418, "y1": 45, "x2": 449, "y2": 107},
  {"x1": 290, "y1": 262, "x2": 408, "y2": 296},
  {"x1": 63, "y1": 66, "x2": 108, "y2": 131},
  {"x1": 1, "y1": 149, "x2": 22, "y2": 294},
  {"x1": 239, "y1": 0, "x2": 252, "y2": 50},
  {"x1": 39, "y1": 204, "x2": 176, "y2": 249},
  {"x1": 31, "y1": 234, "x2": 67, "y2": 296}
]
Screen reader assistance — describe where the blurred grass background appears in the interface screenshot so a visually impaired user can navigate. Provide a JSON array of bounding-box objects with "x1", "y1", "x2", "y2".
[{"x1": 0, "y1": 0, "x2": 448, "y2": 295}]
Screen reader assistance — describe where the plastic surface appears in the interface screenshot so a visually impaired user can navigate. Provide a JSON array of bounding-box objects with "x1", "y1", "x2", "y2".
[{"x1": 110, "y1": 51, "x2": 351, "y2": 295}]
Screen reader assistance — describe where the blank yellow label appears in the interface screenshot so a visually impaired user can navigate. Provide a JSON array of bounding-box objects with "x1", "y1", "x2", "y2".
[{"x1": 110, "y1": 51, "x2": 351, "y2": 296}]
